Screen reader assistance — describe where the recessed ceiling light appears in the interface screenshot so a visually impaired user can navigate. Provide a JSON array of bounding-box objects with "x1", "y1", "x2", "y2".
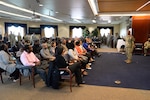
[
  {"x1": 108, "y1": 20, "x2": 111, "y2": 23},
  {"x1": 92, "y1": 20, "x2": 96, "y2": 23},
  {"x1": 39, "y1": 3, "x2": 43, "y2": 7}
]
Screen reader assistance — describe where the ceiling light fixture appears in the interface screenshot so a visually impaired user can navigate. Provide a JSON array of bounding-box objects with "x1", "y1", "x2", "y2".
[
  {"x1": 92, "y1": 20, "x2": 96, "y2": 23},
  {"x1": 0, "y1": 1, "x2": 62, "y2": 22},
  {"x1": 98, "y1": 11, "x2": 150, "y2": 16},
  {"x1": 108, "y1": 20, "x2": 111, "y2": 23},
  {"x1": 88, "y1": 0, "x2": 99, "y2": 15},
  {"x1": 136, "y1": 1, "x2": 150, "y2": 11},
  {"x1": 0, "y1": 1, "x2": 33, "y2": 13},
  {"x1": 39, "y1": 3, "x2": 43, "y2": 7},
  {"x1": 0, "y1": 10, "x2": 31, "y2": 19},
  {"x1": 73, "y1": 19, "x2": 81, "y2": 23},
  {"x1": 36, "y1": 0, "x2": 43, "y2": 7}
]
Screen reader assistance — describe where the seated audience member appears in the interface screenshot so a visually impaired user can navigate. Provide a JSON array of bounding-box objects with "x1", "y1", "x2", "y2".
[
  {"x1": 61, "y1": 38, "x2": 68, "y2": 54},
  {"x1": 82, "y1": 38, "x2": 94, "y2": 54},
  {"x1": 0, "y1": 43, "x2": 20, "y2": 82},
  {"x1": 92, "y1": 36, "x2": 101, "y2": 48},
  {"x1": 50, "y1": 41, "x2": 57, "y2": 56},
  {"x1": 67, "y1": 41, "x2": 88, "y2": 75},
  {"x1": 24, "y1": 40, "x2": 31, "y2": 45},
  {"x1": 9, "y1": 41, "x2": 20, "y2": 57},
  {"x1": 32, "y1": 40, "x2": 42, "y2": 59},
  {"x1": 18, "y1": 39, "x2": 25, "y2": 48},
  {"x1": 16, "y1": 47, "x2": 24, "y2": 58},
  {"x1": 56, "y1": 38, "x2": 68, "y2": 61},
  {"x1": 55, "y1": 46, "x2": 84, "y2": 86},
  {"x1": 82, "y1": 37, "x2": 101, "y2": 57},
  {"x1": 10, "y1": 41, "x2": 20, "y2": 53},
  {"x1": 67, "y1": 41, "x2": 80, "y2": 62},
  {"x1": 61, "y1": 38, "x2": 69, "y2": 61},
  {"x1": 144, "y1": 38, "x2": 150, "y2": 56},
  {"x1": 20, "y1": 44, "x2": 47, "y2": 86},
  {"x1": 40, "y1": 43, "x2": 55, "y2": 61},
  {"x1": 75, "y1": 40, "x2": 94, "y2": 63},
  {"x1": 0, "y1": 34, "x2": 2, "y2": 42}
]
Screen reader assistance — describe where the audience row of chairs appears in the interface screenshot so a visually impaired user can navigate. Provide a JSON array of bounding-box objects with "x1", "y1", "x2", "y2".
[{"x1": 0, "y1": 62, "x2": 75, "y2": 92}]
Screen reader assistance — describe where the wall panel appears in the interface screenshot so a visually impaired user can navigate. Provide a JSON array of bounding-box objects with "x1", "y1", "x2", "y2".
[{"x1": 132, "y1": 16, "x2": 150, "y2": 43}]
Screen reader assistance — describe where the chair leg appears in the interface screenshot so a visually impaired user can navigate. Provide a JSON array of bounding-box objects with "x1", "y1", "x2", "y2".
[
  {"x1": 19, "y1": 68, "x2": 35, "y2": 87},
  {"x1": 31, "y1": 67, "x2": 35, "y2": 88},
  {"x1": 59, "y1": 68, "x2": 74, "y2": 92},
  {"x1": 69, "y1": 76, "x2": 72, "y2": 92},
  {"x1": 5, "y1": 71, "x2": 7, "y2": 75},
  {"x1": 0, "y1": 73, "x2": 4, "y2": 84},
  {"x1": 19, "y1": 73, "x2": 22, "y2": 85}
]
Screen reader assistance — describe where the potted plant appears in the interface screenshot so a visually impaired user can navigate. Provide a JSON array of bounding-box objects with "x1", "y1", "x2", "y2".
[
  {"x1": 83, "y1": 27, "x2": 90, "y2": 38},
  {"x1": 91, "y1": 28, "x2": 99, "y2": 37}
]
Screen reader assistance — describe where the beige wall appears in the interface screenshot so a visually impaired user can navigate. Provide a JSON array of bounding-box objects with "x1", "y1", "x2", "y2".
[
  {"x1": 0, "y1": 19, "x2": 5, "y2": 37},
  {"x1": 120, "y1": 21, "x2": 128, "y2": 38},
  {"x1": 0, "y1": 19, "x2": 122, "y2": 38},
  {"x1": 58, "y1": 24, "x2": 69, "y2": 37}
]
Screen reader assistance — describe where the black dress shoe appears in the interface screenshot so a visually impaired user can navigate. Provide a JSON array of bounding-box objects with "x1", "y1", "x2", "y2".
[
  {"x1": 77, "y1": 81, "x2": 86, "y2": 86},
  {"x1": 97, "y1": 53, "x2": 101, "y2": 57},
  {"x1": 81, "y1": 81, "x2": 85, "y2": 84}
]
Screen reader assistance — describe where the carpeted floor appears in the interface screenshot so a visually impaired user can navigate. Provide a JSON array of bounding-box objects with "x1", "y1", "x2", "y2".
[
  {"x1": 1, "y1": 48, "x2": 150, "y2": 100},
  {"x1": 84, "y1": 53, "x2": 150, "y2": 90}
]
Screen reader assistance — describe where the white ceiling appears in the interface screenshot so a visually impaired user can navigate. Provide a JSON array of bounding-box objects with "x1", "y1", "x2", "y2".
[{"x1": 0, "y1": 0, "x2": 149, "y2": 24}]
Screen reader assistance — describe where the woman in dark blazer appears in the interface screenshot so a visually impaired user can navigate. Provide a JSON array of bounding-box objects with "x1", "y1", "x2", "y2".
[{"x1": 55, "y1": 46, "x2": 83, "y2": 86}]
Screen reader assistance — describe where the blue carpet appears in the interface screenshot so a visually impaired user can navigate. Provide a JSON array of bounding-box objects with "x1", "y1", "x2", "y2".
[{"x1": 83, "y1": 53, "x2": 150, "y2": 90}]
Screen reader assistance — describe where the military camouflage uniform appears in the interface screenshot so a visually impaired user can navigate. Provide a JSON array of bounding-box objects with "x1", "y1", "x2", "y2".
[
  {"x1": 144, "y1": 38, "x2": 150, "y2": 56},
  {"x1": 124, "y1": 35, "x2": 135, "y2": 63}
]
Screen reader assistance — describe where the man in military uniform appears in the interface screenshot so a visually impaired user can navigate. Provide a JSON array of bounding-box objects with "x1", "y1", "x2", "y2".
[
  {"x1": 124, "y1": 31, "x2": 135, "y2": 64},
  {"x1": 144, "y1": 38, "x2": 150, "y2": 56}
]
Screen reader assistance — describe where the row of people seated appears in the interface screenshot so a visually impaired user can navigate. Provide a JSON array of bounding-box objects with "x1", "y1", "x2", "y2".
[
  {"x1": 0, "y1": 43, "x2": 48, "y2": 84},
  {"x1": 0, "y1": 36, "x2": 100, "y2": 90}
]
